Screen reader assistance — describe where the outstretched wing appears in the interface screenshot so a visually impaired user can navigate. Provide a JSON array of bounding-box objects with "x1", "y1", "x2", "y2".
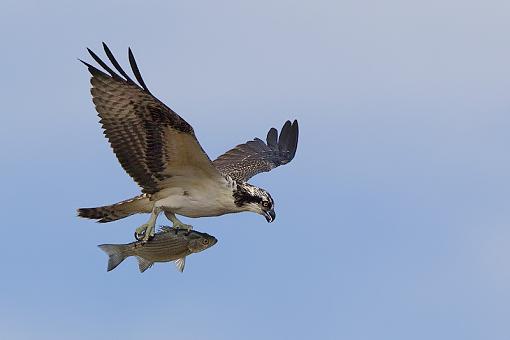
[
  {"x1": 213, "y1": 120, "x2": 299, "y2": 182},
  {"x1": 81, "y1": 43, "x2": 223, "y2": 194}
]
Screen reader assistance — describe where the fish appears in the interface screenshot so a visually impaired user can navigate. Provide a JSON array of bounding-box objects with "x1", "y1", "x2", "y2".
[{"x1": 98, "y1": 227, "x2": 217, "y2": 273}]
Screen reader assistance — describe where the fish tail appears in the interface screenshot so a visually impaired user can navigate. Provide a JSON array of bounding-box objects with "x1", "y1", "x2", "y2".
[
  {"x1": 77, "y1": 194, "x2": 152, "y2": 223},
  {"x1": 98, "y1": 244, "x2": 131, "y2": 271}
]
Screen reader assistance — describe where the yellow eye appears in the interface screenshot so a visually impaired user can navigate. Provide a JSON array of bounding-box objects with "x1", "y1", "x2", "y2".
[{"x1": 262, "y1": 201, "x2": 269, "y2": 208}]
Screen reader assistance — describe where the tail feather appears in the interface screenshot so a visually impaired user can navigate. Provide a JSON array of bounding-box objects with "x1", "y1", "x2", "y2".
[
  {"x1": 98, "y1": 244, "x2": 130, "y2": 271},
  {"x1": 77, "y1": 194, "x2": 152, "y2": 223}
]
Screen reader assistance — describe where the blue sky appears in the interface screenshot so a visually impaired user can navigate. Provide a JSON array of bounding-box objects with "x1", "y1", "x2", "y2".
[{"x1": 1, "y1": 0, "x2": 510, "y2": 339}]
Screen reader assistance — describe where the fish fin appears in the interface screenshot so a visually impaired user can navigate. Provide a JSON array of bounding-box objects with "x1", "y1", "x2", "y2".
[
  {"x1": 98, "y1": 244, "x2": 128, "y2": 272},
  {"x1": 174, "y1": 257, "x2": 186, "y2": 272},
  {"x1": 137, "y1": 256, "x2": 154, "y2": 273}
]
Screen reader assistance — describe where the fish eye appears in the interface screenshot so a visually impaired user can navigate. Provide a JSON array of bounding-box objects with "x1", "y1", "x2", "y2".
[
  {"x1": 262, "y1": 201, "x2": 269, "y2": 208},
  {"x1": 202, "y1": 239, "x2": 209, "y2": 245}
]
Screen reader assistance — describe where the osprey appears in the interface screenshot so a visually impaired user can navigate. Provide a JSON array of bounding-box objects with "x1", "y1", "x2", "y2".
[{"x1": 77, "y1": 43, "x2": 299, "y2": 241}]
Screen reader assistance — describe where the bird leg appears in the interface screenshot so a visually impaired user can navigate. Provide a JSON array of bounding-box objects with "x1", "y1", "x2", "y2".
[
  {"x1": 135, "y1": 207, "x2": 162, "y2": 242},
  {"x1": 164, "y1": 211, "x2": 193, "y2": 231}
]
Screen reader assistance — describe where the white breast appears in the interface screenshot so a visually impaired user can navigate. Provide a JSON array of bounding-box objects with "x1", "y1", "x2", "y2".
[{"x1": 154, "y1": 176, "x2": 241, "y2": 218}]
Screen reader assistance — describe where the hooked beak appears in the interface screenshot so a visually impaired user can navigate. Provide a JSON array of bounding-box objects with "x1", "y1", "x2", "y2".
[{"x1": 263, "y1": 209, "x2": 276, "y2": 223}]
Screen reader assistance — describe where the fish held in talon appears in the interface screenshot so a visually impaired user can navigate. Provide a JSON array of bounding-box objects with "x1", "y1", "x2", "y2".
[{"x1": 98, "y1": 227, "x2": 217, "y2": 273}]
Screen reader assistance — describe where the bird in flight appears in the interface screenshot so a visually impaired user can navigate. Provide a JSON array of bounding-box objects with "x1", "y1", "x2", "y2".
[{"x1": 77, "y1": 43, "x2": 299, "y2": 241}]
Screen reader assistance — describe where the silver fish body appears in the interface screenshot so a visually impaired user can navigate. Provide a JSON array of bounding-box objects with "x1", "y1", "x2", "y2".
[{"x1": 98, "y1": 227, "x2": 217, "y2": 272}]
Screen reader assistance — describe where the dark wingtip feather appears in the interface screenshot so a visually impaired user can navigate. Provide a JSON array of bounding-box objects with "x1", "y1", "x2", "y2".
[
  {"x1": 78, "y1": 58, "x2": 92, "y2": 68},
  {"x1": 79, "y1": 58, "x2": 96, "y2": 70},
  {"x1": 278, "y1": 120, "x2": 292, "y2": 153},
  {"x1": 102, "y1": 42, "x2": 135, "y2": 84},
  {"x1": 266, "y1": 128, "x2": 278, "y2": 149},
  {"x1": 287, "y1": 120, "x2": 299, "y2": 160},
  {"x1": 128, "y1": 47, "x2": 151, "y2": 93},
  {"x1": 79, "y1": 60, "x2": 107, "y2": 78},
  {"x1": 87, "y1": 47, "x2": 122, "y2": 81}
]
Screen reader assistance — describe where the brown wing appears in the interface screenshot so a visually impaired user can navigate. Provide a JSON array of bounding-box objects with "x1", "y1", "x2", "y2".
[
  {"x1": 213, "y1": 120, "x2": 299, "y2": 182},
  {"x1": 81, "y1": 43, "x2": 223, "y2": 194}
]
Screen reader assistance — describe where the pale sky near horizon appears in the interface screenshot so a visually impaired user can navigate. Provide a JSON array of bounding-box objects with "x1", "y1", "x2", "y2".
[{"x1": 1, "y1": 1, "x2": 510, "y2": 339}]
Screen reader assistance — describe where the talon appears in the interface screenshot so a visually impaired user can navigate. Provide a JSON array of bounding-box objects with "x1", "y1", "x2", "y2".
[
  {"x1": 173, "y1": 223, "x2": 193, "y2": 232},
  {"x1": 165, "y1": 212, "x2": 193, "y2": 232},
  {"x1": 133, "y1": 207, "x2": 161, "y2": 242},
  {"x1": 135, "y1": 226, "x2": 147, "y2": 241},
  {"x1": 135, "y1": 223, "x2": 154, "y2": 242},
  {"x1": 135, "y1": 230, "x2": 152, "y2": 242},
  {"x1": 134, "y1": 230, "x2": 144, "y2": 241}
]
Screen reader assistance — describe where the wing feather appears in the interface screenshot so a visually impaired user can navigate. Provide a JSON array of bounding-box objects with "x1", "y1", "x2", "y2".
[
  {"x1": 102, "y1": 42, "x2": 136, "y2": 84},
  {"x1": 266, "y1": 128, "x2": 278, "y2": 149},
  {"x1": 128, "y1": 47, "x2": 151, "y2": 94},
  {"x1": 213, "y1": 120, "x2": 299, "y2": 182},
  {"x1": 82, "y1": 44, "x2": 223, "y2": 194}
]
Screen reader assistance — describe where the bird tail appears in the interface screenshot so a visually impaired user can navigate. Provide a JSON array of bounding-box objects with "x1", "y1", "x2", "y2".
[
  {"x1": 77, "y1": 194, "x2": 152, "y2": 223},
  {"x1": 98, "y1": 244, "x2": 132, "y2": 271}
]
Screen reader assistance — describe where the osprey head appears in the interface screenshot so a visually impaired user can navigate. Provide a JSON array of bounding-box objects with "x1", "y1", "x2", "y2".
[{"x1": 233, "y1": 183, "x2": 276, "y2": 223}]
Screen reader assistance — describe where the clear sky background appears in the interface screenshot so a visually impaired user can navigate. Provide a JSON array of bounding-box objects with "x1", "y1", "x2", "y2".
[{"x1": 1, "y1": 1, "x2": 509, "y2": 339}]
